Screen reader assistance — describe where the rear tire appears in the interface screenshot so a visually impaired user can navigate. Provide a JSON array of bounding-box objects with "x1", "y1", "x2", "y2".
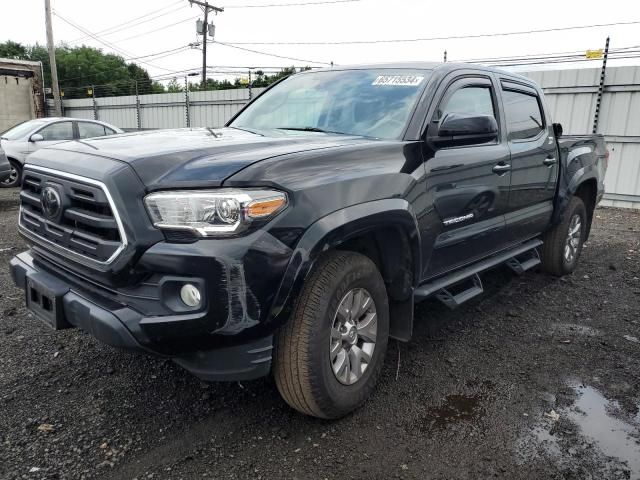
[
  {"x1": 1, "y1": 160, "x2": 21, "y2": 188},
  {"x1": 540, "y1": 196, "x2": 587, "y2": 276},
  {"x1": 274, "y1": 251, "x2": 389, "y2": 419}
]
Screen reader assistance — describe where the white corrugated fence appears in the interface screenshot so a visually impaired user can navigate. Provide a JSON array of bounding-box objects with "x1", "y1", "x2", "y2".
[{"x1": 522, "y1": 66, "x2": 640, "y2": 209}]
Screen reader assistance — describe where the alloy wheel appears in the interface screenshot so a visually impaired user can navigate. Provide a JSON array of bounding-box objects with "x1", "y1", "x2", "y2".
[
  {"x1": 330, "y1": 288, "x2": 378, "y2": 385},
  {"x1": 564, "y1": 213, "x2": 582, "y2": 264},
  {"x1": 2, "y1": 165, "x2": 18, "y2": 186}
]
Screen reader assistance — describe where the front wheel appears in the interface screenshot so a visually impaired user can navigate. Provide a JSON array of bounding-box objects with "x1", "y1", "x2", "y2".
[
  {"x1": 1, "y1": 160, "x2": 22, "y2": 188},
  {"x1": 274, "y1": 251, "x2": 389, "y2": 419},
  {"x1": 540, "y1": 196, "x2": 587, "y2": 276}
]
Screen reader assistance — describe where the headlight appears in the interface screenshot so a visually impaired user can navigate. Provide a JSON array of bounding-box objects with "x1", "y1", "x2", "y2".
[{"x1": 144, "y1": 189, "x2": 287, "y2": 237}]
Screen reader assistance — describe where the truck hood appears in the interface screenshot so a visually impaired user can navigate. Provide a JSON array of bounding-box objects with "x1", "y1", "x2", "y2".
[{"x1": 41, "y1": 128, "x2": 372, "y2": 189}]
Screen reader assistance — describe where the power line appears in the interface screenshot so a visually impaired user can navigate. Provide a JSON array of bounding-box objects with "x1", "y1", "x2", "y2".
[
  {"x1": 68, "y1": 0, "x2": 185, "y2": 43},
  {"x1": 220, "y1": 19, "x2": 640, "y2": 45},
  {"x1": 223, "y1": 0, "x2": 359, "y2": 7},
  {"x1": 92, "y1": 5, "x2": 189, "y2": 40},
  {"x1": 488, "y1": 54, "x2": 640, "y2": 68},
  {"x1": 213, "y1": 40, "x2": 332, "y2": 65},
  {"x1": 58, "y1": 62, "x2": 311, "y2": 89},
  {"x1": 53, "y1": 11, "x2": 179, "y2": 73},
  {"x1": 57, "y1": 53, "x2": 640, "y2": 94},
  {"x1": 126, "y1": 45, "x2": 193, "y2": 61},
  {"x1": 107, "y1": 15, "x2": 200, "y2": 44},
  {"x1": 51, "y1": 47, "x2": 197, "y2": 86},
  {"x1": 60, "y1": 64, "x2": 311, "y2": 91},
  {"x1": 454, "y1": 46, "x2": 640, "y2": 65}
]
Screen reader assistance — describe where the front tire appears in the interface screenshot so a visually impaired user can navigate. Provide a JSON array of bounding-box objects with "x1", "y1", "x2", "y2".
[
  {"x1": 1, "y1": 160, "x2": 22, "y2": 188},
  {"x1": 274, "y1": 251, "x2": 389, "y2": 419},
  {"x1": 540, "y1": 196, "x2": 587, "y2": 276}
]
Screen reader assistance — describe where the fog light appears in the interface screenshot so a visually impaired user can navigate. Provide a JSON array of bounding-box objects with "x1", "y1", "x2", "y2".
[{"x1": 180, "y1": 284, "x2": 201, "y2": 307}]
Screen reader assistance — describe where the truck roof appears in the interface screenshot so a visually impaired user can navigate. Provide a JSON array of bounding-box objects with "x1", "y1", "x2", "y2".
[{"x1": 309, "y1": 61, "x2": 534, "y2": 85}]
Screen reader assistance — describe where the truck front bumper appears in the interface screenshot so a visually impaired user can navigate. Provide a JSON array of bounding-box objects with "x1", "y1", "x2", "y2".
[{"x1": 10, "y1": 251, "x2": 274, "y2": 381}]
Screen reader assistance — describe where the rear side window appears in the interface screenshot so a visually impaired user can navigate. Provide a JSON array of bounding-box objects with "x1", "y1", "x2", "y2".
[
  {"x1": 502, "y1": 89, "x2": 544, "y2": 140},
  {"x1": 439, "y1": 86, "x2": 495, "y2": 120},
  {"x1": 78, "y1": 122, "x2": 108, "y2": 138}
]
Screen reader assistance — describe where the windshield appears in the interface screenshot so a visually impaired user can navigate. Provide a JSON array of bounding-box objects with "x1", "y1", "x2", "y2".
[
  {"x1": 0, "y1": 119, "x2": 49, "y2": 141},
  {"x1": 230, "y1": 69, "x2": 431, "y2": 140}
]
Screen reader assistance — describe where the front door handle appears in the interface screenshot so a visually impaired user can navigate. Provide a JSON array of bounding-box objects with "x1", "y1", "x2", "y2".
[
  {"x1": 543, "y1": 157, "x2": 557, "y2": 166},
  {"x1": 492, "y1": 163, "x2": 511, "y2": 175}
]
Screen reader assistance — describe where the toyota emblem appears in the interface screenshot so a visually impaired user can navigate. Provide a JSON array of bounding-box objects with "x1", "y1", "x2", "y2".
[{"x1": 41, "y1": 186, "x2": 62, "y2": 219}]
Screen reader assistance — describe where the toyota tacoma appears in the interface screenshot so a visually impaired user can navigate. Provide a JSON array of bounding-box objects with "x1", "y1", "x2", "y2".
[{"x1": 10, "y1": 63, "x2": 608, "y2": 419}]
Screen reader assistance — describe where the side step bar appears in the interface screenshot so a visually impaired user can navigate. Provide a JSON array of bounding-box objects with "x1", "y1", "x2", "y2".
[
  {"x1": 415, "y1": 239, "x2": 543, "y2": 308},
  {"x1": 435, "y1": 273, "x2": 484, "y2": 309},
  {"x1": 506, "y1": 248, "x2": 541, "y2": 275}
]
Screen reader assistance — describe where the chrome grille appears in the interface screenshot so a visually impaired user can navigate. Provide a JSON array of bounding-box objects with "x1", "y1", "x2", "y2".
[{"x1": 19, "y1": 167, "x2": 126, "y2": 264}]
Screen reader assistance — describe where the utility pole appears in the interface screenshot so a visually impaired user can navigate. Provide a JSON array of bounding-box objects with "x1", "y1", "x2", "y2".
[
  {"x1": 190, "y1": 0, "x2": 223, "y2": 88},
  {"x1": 44, "y1": 0, "x2": 62, "y2": 116}
]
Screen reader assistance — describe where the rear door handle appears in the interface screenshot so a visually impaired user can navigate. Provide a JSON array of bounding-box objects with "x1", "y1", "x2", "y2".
[
  {"x1": 543, "y1": 157, "x2": 557, "y2": 166},
  {"x1": 492, "y1": 163, "x2": 511, "y2": 175}
]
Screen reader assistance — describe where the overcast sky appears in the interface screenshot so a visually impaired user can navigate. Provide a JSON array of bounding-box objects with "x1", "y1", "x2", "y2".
[{"x1": 2, "y1": 0, "x2": 639, "y2": 85}]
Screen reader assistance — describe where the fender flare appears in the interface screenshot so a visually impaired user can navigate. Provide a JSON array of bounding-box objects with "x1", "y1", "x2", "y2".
[
  {"x1": 268, "y1": 198, "x2": 421, "y2": 326},
  {"x1": 552, "y1": 151, "x2": 601, "y2": 227}
]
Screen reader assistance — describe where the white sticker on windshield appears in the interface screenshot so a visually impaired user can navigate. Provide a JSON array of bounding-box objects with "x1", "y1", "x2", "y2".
[{"x1": 372, "y1": 75, "x2": 424, "y2": 86}]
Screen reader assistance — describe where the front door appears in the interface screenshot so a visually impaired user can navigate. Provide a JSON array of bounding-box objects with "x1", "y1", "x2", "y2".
[
  {"x1": 499, "y1": 81, "x2": 559, "y2": 241},
  {"x1": 28, "y1": 121, "x2": 75, "y2": 154},
  {"x1": 422, "y1": 74, "x2": 512, "y2": 278}
]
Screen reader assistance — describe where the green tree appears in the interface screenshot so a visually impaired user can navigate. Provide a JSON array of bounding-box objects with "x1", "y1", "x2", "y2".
[
  {"x1": 251, "y1": 66, "x2": 302, "y2": 88},
  {"x1": 0, "y1": 40, "x2": 166, "y2": 98},
  {"x1": 0, "y1": 40, "x2": 28, "y2": 59},
  {"x1": 166, "y1": 78, "x2": 183, "y2": 93}
]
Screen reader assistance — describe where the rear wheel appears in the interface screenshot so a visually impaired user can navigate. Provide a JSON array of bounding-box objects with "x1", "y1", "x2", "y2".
[
  {"x1": 540, "y1": 196, "x2": 587, "y2": 276},
  {"x1": 1, "y1": 160, "x2": 21, "y2": 188},
  {"x1": 274, "y1": 251, "x2": 389, "y2": 419}
]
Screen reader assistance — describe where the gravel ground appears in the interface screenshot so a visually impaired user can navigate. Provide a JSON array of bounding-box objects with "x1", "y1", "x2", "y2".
[{"x1": 0, "y1": 186, "x2": 639, "y2": 480}]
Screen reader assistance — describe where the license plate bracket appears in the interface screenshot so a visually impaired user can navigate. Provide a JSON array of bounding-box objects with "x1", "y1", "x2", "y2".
[{"x1": 25, "y1": 272, "x2": 71, "y2": 330}]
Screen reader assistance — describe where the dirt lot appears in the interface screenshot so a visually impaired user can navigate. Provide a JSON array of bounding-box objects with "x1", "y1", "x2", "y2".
[{"x1": 0, "y1": 187, "x2": 639, "y2": 480}]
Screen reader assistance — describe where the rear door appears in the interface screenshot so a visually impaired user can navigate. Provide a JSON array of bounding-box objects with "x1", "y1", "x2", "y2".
[
  {"x1": 500, "y1": 81, "x2": 558, "y2": 240},
  {"x1": 77, "y1": 121, "x2": 111, "y2": 139},
  {"x1": 422, "y1": 73, "x2": 512, "y2": 278}
]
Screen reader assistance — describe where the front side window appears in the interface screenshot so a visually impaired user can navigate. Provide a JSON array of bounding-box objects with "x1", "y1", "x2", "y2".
[
  {"x1": 502, "y1": 89, "x2": 544, "y2": 140},
  {"x1": 230, "y1": 69, "x2": 431, "y2": 140},
  {"x1": 38, "y1": 122, "x2": 74, "y2": 141},
  {"x1": 78, "y1": 122, "x2": 107, "y2": 139},
  {"x1": 439, "y1": 85, "x2": 495, "y2": 120}
]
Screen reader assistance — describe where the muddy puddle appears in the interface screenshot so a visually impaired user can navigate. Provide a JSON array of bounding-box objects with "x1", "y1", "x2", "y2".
[
  {"x1": 420, "y1": 393, "x2": 484, "y2": 431},
  {"x1": 525, "y1": 383, "x2": 640, "y2": 479}
]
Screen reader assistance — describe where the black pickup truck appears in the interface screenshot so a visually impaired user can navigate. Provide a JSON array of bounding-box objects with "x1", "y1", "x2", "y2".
[{"x1": 10, "y1": 62, "x2": 608, "y2": 419}]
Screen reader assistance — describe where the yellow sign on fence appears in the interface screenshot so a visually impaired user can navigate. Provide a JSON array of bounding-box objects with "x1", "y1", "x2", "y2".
[{"x1": 586, "y1": 49, "x2": 604, "y2": 59}]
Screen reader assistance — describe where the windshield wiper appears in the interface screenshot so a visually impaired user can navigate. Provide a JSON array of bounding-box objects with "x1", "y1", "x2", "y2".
[
  {"x1": 276, "y1": 126, "x2": 350, "y2": 135},
  {"x1": 227, "y1": 126, "x2": 265, "y2": 136}
]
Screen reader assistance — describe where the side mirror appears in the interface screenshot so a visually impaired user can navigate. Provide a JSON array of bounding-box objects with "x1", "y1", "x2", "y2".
[
  {"x1": 438, "y1": 113, "x2": 498, "y2": 137},
  {"x1": 553, "y1": 122, "x2": 563, "y2": 138},
  {"x1": 434, "y1": 113, "x2": 498, "y2": 147},
  {"x1": 29, "y1": 133, "x2": 44, "y2": 142}
]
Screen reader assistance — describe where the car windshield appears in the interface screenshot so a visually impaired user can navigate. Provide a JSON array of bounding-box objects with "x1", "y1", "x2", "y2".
[
  {"x1": 0, "y1": 119, "x2": 49, "y2": 141},
  {"x1": 230, "y1": 69, "x2": 431, "y2": 140}
]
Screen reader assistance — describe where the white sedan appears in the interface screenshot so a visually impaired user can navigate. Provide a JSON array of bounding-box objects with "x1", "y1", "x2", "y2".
[{"x1": 0, "y1": 117, "x2": 124, "y2": 187}]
